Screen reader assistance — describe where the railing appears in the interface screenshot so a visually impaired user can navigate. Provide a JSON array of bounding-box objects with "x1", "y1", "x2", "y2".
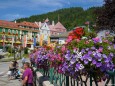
[{"x1": 34, "y1": 62, "x2": 115, "y2": 86}]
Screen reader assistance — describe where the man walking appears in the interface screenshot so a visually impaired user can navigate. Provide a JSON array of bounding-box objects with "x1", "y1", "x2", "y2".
[{"x1": 22, "y1": 62, "x2": 33, "y2": 86}]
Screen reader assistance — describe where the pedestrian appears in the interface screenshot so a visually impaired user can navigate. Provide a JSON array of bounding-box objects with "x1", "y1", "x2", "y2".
[
  {"x1": 22, "y1": 57, "x2": 26, "y2": 66},
  {"x1": 22, "y1": 62, "x2": 33, "y2": 86}
]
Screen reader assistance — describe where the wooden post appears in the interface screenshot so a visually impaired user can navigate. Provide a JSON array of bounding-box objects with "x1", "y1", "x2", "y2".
[
  {"x1": 66, "y1": 76, "x2": 69, "y2": 86},
  {"x1": 90, "y1": 74, "x2": 92, "y2": 86}
]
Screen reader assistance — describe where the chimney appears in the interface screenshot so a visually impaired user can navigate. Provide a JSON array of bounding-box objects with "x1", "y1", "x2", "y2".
[
  {"x1": 52, "y1": 21, "x2": 55, "y2": 26},
  {"x1": 39, "y1": 22, "x2": 42, "y2": 27}
]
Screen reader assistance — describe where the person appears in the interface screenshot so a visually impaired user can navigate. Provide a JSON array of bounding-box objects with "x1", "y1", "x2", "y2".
[
  {"x1": 22, "y1": 62, "x2": 33, "y2": 86},
  {"x1": 8, "y1": 60, "x2": 19, "y2": 79},
  {"x1": 22, "y1": 57, "x2": 26, "y2": 66}
]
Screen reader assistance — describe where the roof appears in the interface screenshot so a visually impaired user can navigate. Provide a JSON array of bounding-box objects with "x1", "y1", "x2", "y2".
[
  {"x1": 54, "y1": 22, "x2": 66, "y2": 30},
  {"x1": 17, "y1": 21, "x2": 38, "y2": 28},
  {"x1": 49, "y1": 25, "x2": 56, "y2": 31},
  {"x1": 0, "y1": 20, "x2": 39, "y2": 32},
  {"x1": 0, "y1": 20, "x2": 19, "y2": 28},
  {"x1": 45, "y1": 18, "x2": 49, "y2": 22},
  {"x1": 50, "y1": 31, "x2": 71, "y2": 38}
]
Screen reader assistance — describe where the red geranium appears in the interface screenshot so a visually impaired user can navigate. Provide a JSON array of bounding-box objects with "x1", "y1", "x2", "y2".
[{"x1": 67, "y1": 27, "x2": 84, "y2": 42}]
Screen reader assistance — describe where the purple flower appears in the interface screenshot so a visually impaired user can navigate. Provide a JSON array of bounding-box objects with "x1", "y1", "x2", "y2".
[
  {"x1": 75, "y1": 63, "x2": 80, "y2": 71},
  {"x1": 88, "y1": 57, "x2": 92, "y2": 61},
  {"x1": 70, "y1": 58, "x2": 76, "y2": 64},
  {"x1": 84, "y1": 60, "x2": 88, "y2": 64},
  {"x1": 65, "y1": 54, "x2": 71, "y2": 61},
  {"x1": 102, "y1": 54, "x2": 107, "y2": 58},
  {"x1": 96, "y1": 62, "x2": 102, "y2": 67},
  {"x1": 114, "y1": 44, "x2": 115, "y2": 49},
  {"x1": 109, "y1": 53, "x2": 114, "y2": 57},
  {"x1": 86, "y1": 48, "x2": 89, "y2": 51},
  {"x1": 97, "y1": 53, "x2": 102, "y2": 58},
  {"x1": 88, "y1": 51, "x2": 92, "y2": 55},
  {"x1": 91, "y1": 46, "x2": 96, "y2": 50},
  {"x1": 67, "y1": 50, "x2": 71, "y2": 54},
  {"x1": 92, "y1": 37, "x2": 100, "y2": 43},
  {"x1": 104, "y1": 58, "x2": 109, "y2": 63},
  {"x1": 92, "y1": 60, "x2": 97, "y2": 65},
  {"x1": 81, "y1": 49, "x2": 85, "y2": 53}
]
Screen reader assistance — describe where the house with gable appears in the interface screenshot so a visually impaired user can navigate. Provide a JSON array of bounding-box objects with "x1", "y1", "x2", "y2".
[{"x1": 35, "y1": 18, "x2": 67, "y2": 42}]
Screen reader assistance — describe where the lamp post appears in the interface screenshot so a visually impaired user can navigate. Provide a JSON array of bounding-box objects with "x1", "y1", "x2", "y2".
[
  {"x1": 20, "y1": 33, "x2": 23, "y2": 59},
  {"x1": 14, "y1": 48, "x2": 16, "y2": 60},
  {"x1": 2, "y1": 33, "x2": 5, "y2": 52}
]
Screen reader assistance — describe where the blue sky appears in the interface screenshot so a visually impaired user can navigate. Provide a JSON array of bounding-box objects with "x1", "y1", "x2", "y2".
[{"x1": 0, "y1": 0, "x2": 104, "y2": 21}]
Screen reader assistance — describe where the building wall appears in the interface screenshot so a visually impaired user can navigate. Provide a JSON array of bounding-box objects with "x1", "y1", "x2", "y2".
[
  {"x1": 59, "y1": 38, "x2": 67, "y2": 44},
  {"x1": 40, "y1": 23, "x2": 50, "y2": 41}
]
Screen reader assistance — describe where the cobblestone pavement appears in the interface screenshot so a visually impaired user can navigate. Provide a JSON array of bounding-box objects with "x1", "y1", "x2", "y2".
[{"x1": 0, "y1": 59, "x2": 29, "y2": 86}]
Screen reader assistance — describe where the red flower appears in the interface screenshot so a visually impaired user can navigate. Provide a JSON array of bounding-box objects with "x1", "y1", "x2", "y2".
[{"x1": 67, "y1": 27, "x2": 84, "y2": 42}]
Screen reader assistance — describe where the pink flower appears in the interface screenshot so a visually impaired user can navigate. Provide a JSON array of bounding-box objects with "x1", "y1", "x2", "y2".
[
  {"x1": 76, "y1": 39, "x2": 80, "y2": 42},
  {"x1": 85, "y1": 40, "x2": 90, "y2": 44},
  {"x1": 105, "y1": 31, "x2": 109, "y2": 35},
  {"x1": 61, "y1": 46, "x2": 66, "y2": 51},
  {"x1": 93, "y1": 37, "x2": 100, "y2": 43},
  {"x1": 103, "y1": 40, "x2": 108, "y2": 43}
]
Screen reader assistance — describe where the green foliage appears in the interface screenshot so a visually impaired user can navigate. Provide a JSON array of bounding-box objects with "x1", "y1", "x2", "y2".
[
  {"x1": 96, "y1": 0, "x2": 115, "y2": 31},
  {"x1": 7, "y1": 47, "x2": 12, "y2": 53},
  {"x1": 84, "y1": 27, "x2": 97, "y2": 38},
  {"x1": 24, "y1": 47, "x2": 28, "y2": 54},
  {"x1": 16, "y1": 7, "x2": 99, "y2": 31}
]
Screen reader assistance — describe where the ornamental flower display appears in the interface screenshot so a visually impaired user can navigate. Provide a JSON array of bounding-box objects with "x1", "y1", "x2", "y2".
[
  {"x1": 30, "y1": 27, "x2": 115, "y2": 85},
  {"x1": 67, "y1": 27, "x2": 84, "y2": 43}
]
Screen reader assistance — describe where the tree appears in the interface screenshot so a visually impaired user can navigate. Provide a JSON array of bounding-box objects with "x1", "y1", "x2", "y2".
[
  {"x1": 96, "y1": 0, "x2": 115, "y2": 32},
  {"x1": 16, "y1": 7, "x2": 98, "y2": 31}
]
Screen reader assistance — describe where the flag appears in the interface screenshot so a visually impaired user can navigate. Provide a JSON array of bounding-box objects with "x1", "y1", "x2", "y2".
[
  {"x1": 23, "y1": 35, "x2": 27, "y2": 48},
  {"x1": 12, "y1": 36, "x2": 14, "y2": 48},
  {"x1": 47, "y1": 35, "x2": 50, "y2": 45},
  {"x1": 34, "y1": 38, "x2": 36, "y2": 47},
  {"x1": 85, "y1": 21, "x2": 90, "y2": 25},
  {"x1": 39, "y1": 34, "x2": 44, "y2": 46},
  {"x1": 2, "y1": 35, "x2": 5, "y2": 46}
]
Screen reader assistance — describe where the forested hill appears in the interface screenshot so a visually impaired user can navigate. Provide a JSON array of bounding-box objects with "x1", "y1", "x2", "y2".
[{"x1": 16, "y1": 7, "x2": 100, "y2": 31}]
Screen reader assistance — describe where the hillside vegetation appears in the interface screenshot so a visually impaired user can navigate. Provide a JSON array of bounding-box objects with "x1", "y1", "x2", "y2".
[{"x1": 16, "y1": 7, "x2": 100, "y2": 31}]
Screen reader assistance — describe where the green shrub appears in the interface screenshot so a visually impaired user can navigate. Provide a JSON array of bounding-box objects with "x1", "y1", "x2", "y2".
[{"x1": 24, "y1": 47, "x2": 28, "y2": 54}]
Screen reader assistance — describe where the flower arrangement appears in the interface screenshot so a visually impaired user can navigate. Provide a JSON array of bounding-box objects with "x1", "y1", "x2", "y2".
[
  {"x1": 66, "y1": 27, "x2": 84, "y2": 43},
  {"x1": 30, "y1": 27, "x2": 115, "y2": 82}
]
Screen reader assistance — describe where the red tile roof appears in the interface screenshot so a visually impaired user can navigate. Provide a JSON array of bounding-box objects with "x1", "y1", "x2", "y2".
[
  {"x1": 0, "y1": 20, "x2": 18, "y2": 28},
  {"x1": 17, "y1": 21, "x2": 38, "y2": 28},
  {"x1": 0, "y1": 20, "x2": 39, "y2": 32}
]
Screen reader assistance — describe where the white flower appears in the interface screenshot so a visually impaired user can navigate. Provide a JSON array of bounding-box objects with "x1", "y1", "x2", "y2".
[{"x1": 79, "y1": 64, "x2": 84, "y2": 70}]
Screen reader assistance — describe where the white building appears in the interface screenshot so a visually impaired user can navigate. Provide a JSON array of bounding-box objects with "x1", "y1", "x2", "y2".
[{"x1": 35, "y1": 18, "x2": 67, "y2": 42}]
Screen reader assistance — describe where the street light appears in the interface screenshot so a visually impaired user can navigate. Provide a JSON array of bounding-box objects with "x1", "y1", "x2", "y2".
[
  {"x1": 14, "y1": 48, "x2": 16, "y2": 60},
  {"x1": 20, "y1": 33, "x2": 23, "y2": 59}
]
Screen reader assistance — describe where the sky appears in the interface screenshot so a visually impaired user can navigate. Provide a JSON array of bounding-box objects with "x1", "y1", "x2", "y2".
[{"x1": 0, "y1": 0, "x2": 104, "y2": 21}]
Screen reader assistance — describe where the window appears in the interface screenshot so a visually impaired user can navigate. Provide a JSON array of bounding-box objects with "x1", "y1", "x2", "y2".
[
  {"x1": 12, "y1": 30, "x2": 14, "y2": 33},
  {"x1": 16, "y1": 30, "x2": 18, "y2": 34},
  {"x1": 2, "y1": 28, "x2": 5, "y2": 32},
  {"x1": 8, "y1": 29, "x2": 11, "y2": 33}
]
